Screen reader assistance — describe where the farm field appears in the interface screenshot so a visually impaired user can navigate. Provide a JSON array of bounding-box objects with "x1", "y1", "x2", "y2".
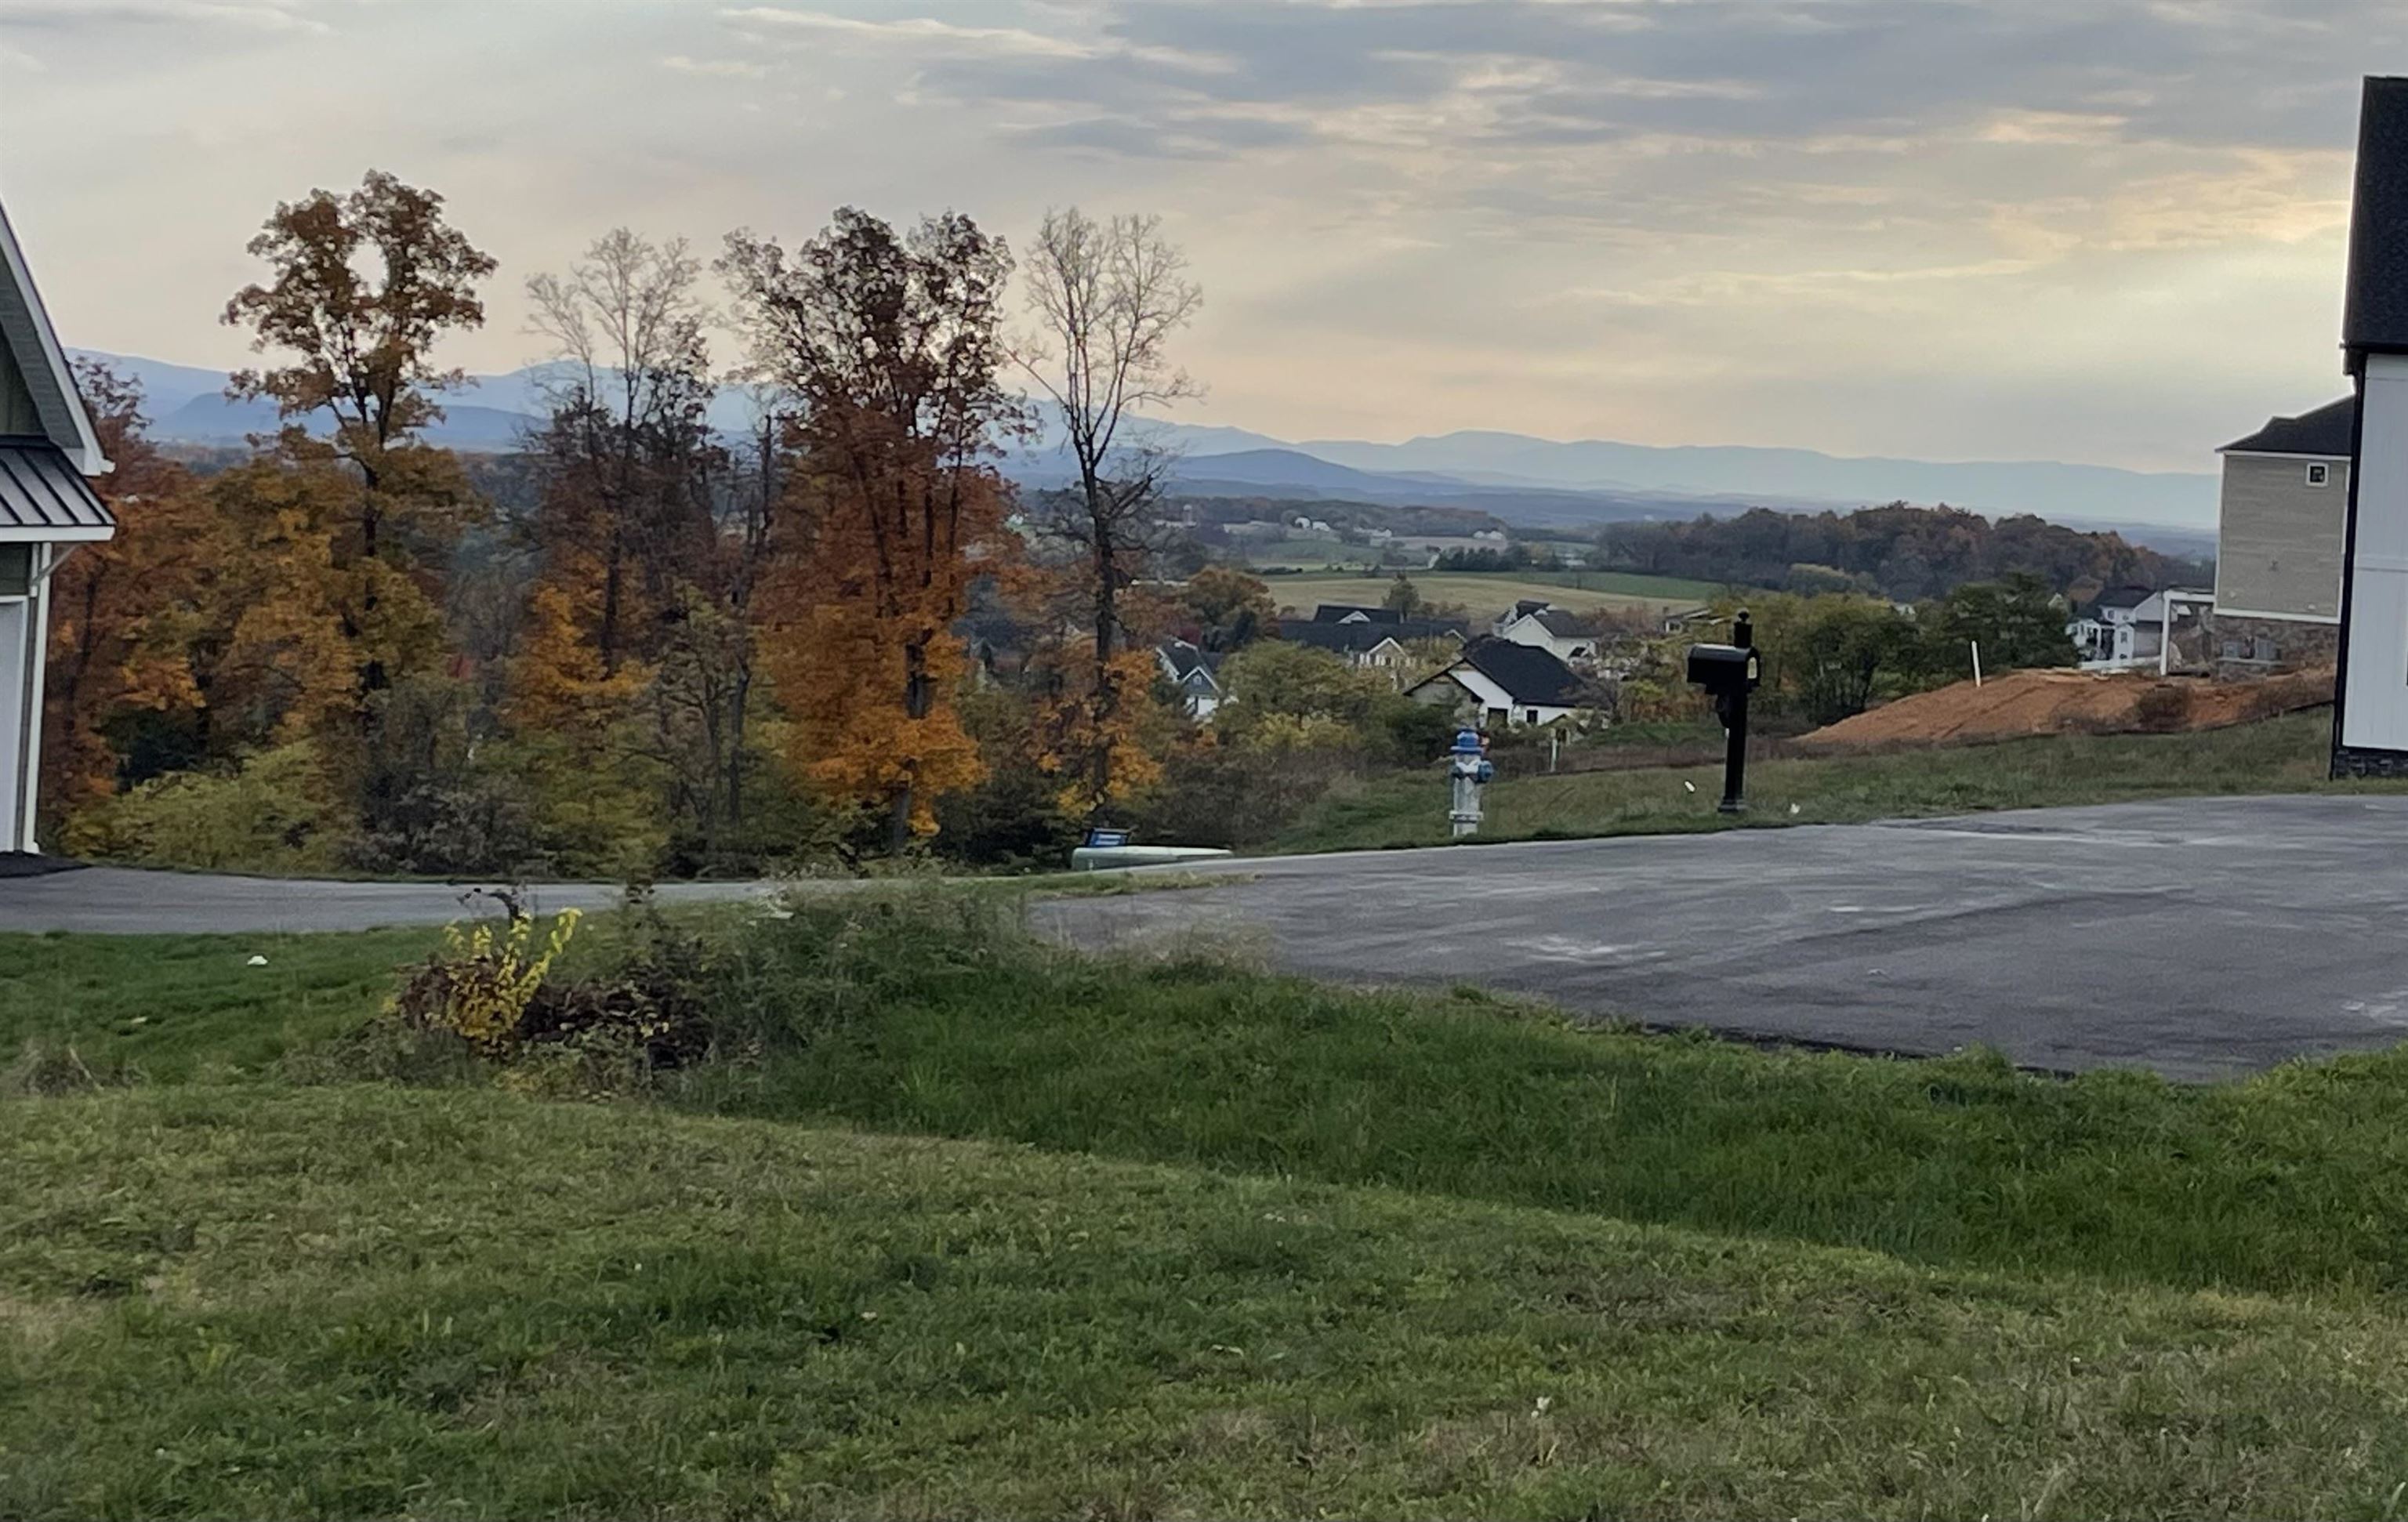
[{"x1": 1260, "y1": 569, "x2": 1728, "y2": 619}]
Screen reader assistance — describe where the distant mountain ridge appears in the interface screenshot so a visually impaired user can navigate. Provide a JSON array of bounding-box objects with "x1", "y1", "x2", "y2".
[{"x1": 71, "y1": 349, "x2": 2219, "y2": 545}]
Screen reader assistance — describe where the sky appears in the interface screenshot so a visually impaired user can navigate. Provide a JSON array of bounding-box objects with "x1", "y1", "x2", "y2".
[{"x1": 0, "y1": 0, "x2": 2399, "y2": 473}]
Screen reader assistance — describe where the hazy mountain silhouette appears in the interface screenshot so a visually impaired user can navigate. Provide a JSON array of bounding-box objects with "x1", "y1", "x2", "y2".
[{"x1": 71, "y1": 350, "x2": 2218, "y2": 542}]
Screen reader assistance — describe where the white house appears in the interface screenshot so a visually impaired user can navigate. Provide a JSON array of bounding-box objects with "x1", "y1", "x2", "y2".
[
  {"x1": 1492, "y1": 600, "x2": 1598, "y2": 664},
  {"x1": 1405, "y1": 637, "x2": 1588, "y2": 728},
  {"x1": 0, "y1": 197, "x2": 116, "y2": 855},
  {"x1": 1156, "y1": 640, "x2": 1223, "y2": 720},
  {"x1": 2334, "y1": 76, "x2": 2408, "y2": 772}
]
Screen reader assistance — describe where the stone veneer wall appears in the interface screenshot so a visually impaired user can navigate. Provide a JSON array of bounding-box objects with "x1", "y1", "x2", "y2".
[{"x1": 2204, "y1": 611, "x2": 2341, "y2": 683}]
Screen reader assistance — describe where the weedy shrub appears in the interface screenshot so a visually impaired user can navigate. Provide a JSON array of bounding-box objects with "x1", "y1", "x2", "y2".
[
  {"x1": 379, "y1": 888, "x2": 717, "y2": 1092},
  {"x1": 393, "y1": 905, "x2": 586, "y2": 1054}
]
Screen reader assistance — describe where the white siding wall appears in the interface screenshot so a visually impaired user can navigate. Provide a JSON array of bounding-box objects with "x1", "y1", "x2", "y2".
[
  {"x1": 0, "y1": 591, "x2": 29, "y2": 850},
  {"x1": 2217, "y1": 452, "x2": 2348, "y2": 620},
  {"x1": 2344, "y1": 357, "x2": 2408, "y2": 752}
]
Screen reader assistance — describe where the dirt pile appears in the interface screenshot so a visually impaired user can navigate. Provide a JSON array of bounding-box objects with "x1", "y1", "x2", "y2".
[{"x1": 1794, "y1": 667, "x2": 2334, "y2": 754}]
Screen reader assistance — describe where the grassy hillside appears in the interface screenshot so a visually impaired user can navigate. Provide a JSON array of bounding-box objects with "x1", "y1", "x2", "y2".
[
  {"x1": 20, "y1": 1083, "x2": 2408, "y2": 1520},
  {"x1": 1276, "y1": 708, "x2": 2390, "y2": 853},
  {"x1": 1262, "y1": 569, "x2": 1724, "y2": 620},
  {"x1": 17, "y1": 891, "x2": 2408, "y2": 1514}
]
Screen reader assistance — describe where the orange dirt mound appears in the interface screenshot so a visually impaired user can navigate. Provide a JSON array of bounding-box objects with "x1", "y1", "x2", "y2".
[{"x1": 1793, "y1": 667, "x2": 2335, "y2": 754}]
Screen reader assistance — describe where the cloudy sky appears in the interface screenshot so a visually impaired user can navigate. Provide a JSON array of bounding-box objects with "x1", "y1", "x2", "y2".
[{"x1": 0, "y1": 0, "x2": 2397, "y2": 472}]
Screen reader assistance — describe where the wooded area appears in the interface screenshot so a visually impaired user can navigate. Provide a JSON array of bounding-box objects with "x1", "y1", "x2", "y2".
[
  {"x1": 35, "y1": 171, "x2": 2177, "y2": 879},
  {"x1": 1597, "y1": 503, "x2": 2213, "y2": 601}
]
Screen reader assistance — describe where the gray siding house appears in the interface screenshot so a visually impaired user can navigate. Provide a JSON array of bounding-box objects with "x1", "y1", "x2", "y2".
[{"x1": 2214, "y1": 397, "x2": 2353, "y2": 674}]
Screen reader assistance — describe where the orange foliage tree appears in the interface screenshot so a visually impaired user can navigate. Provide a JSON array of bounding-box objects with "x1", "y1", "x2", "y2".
[
  {"x1": 222, "y1": 169, "x2": 494, "y2": 711},
  {"x1": 721, "y1": 208, "x2": 1024, "y2": 850},
  {"x1": 38, "y1": 367, "x2": 220, "y2": 824}
]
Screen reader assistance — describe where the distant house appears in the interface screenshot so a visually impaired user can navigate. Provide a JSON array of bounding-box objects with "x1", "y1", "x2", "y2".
[
  {"x1": 2211, "y1": 398, "x2": 2352, "y2": 674},
  {"x1": 1156, "y1": 640, "x2": 1224, "y2": 720},
  {"x1": 2069, "y1": 585, "x2": 2214, "y2": 671},
  {"x1": 1284, "y1": 614, "x2": 1468, "y2": 672},
  {"x1": 0, "y1": 196, "x2": 117, "y2": 855},
  {"x1": 1405, "y1": 636, "x2": 1589, "y2": 727},
  {"x1": 1492, "y1": 601, "x2": 1598, "y2": 664}
]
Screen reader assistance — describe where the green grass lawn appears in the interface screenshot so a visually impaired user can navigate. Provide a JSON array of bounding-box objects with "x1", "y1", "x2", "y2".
[
  {"x1": 16, "y1": 890, "x2": 2408, "y2": 1515},
  {"x1": 1278, "y1": 708, "x2": 2396, "y2": 853},
  {"x1": 13, "y1": 1084, "x2": 2408, "y2": 1520}
]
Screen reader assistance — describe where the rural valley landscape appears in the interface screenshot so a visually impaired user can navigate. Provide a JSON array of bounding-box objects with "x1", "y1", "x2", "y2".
[{"x1": 11, "y1": 2, "x2": 2408, "y2": 1519}]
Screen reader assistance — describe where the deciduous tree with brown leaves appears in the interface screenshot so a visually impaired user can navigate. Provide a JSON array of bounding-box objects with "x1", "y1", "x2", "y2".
[
  {"x1": 1018, "y1": 208, "x2": 1201, "y2": 818},
  {"x1": 720, "y1": 208, "x2": 1024, "y2": 850}
]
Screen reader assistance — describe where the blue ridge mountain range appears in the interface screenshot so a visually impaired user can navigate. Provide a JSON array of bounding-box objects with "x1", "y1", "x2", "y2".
[{"x1": 71, "y1": 350, "x2": 2220, "y2": 551}]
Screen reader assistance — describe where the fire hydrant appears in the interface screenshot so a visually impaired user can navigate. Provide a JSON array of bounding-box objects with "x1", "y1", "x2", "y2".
[{"x1": 1448, "y1": 728, "x2": 1496, "y2": 838}]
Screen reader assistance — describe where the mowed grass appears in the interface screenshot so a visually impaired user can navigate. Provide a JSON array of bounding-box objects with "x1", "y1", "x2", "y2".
[
  {"x1": 20, "y1": 892, "x2": 2408, "y2": 1513},
  {"x1": 1261, "y1": 569, "x2": 1725, "y2": 619},
  {"x1": 1278, "y1": 707, "x2": 2395, "y2": 853},
  {"x1": 18, "y1": 1085, "x2": 2408, "y2": 1519}
]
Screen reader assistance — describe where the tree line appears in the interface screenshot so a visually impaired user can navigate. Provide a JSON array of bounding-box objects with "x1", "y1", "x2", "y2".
[
  {"x1": 1596, "y1": 503, "x2": 2213, "y2": 603},
  {"x1": 42, "y1": 172, "x2": 1228, "y2": 876}
]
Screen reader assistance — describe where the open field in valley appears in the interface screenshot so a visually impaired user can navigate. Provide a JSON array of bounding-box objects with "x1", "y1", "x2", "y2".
[{"x1": 1260, "y1": 569, "x2": 1729, "y2": 620}]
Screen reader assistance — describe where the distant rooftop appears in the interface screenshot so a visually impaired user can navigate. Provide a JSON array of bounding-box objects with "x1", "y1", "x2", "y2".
[{"x1": 2221, "y1": 398, "x2": 2355, "y2": 458}]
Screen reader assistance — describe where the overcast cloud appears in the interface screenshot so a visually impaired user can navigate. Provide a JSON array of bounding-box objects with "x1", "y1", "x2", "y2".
[{"x1": 0, "y1": 0, "x2": 2396, "y2": 470}]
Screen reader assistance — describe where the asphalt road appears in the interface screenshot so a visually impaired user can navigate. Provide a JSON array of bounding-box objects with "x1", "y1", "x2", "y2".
[
  {"x1": 1035, "y1": 794, "x2": 2408, "y2": 1081},
  {"x1": 12, "y1": 795, "x2": 2408, "y2": 1078},
  {"x1": 0, "y1": 871, "x2": 776, "y2": 935}
]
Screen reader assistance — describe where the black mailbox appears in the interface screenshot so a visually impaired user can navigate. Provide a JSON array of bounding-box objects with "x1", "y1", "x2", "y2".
[
  {"x1": 1686, "y1": 611, "x2": 1757, "y2": 815},
  {"x1": 1685, "y1": 643, "x2": 1761, "y2": 695}
]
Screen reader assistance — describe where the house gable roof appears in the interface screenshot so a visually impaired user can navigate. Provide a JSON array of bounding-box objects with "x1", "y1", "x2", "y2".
[
  {"x1": 1457, "y1": 636, "x2": 1584, "y2": 707},
  {"x1": 1157, "y1": 640, "x2": 1222, "y2": 687},
  {"x1": 2347, "y1": 77, "x2": 2408, "y2": 361},
  {"x1": 2221, "y1": 397, "x2": 2355, "y2": 458},
  {"x1": 0, "y1": 198, "x2": 106, "y2": 477}
]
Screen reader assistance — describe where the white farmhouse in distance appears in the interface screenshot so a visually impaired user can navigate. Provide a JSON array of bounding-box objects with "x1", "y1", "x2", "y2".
[{"x1": 0, "y1": 197, "x2": 117, "y2": 855}]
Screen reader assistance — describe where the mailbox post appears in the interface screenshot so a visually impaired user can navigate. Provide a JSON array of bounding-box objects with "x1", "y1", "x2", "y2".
[
  {"x1": 1685, "y1": 611, "x2": 1761, "y2": 815},
  {"x1": 1447, "y1": 728, "x2": 1496, "y2": 837}
]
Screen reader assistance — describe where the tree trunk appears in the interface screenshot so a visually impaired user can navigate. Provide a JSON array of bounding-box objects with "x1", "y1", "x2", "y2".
[{"x1": 891, "y1": 639, "x2": 934, "y2": 855}]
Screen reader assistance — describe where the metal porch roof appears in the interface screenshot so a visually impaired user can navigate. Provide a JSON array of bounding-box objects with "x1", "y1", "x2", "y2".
[{"x1": 0, "y1": 437, "x2": 114, "y2": 540}]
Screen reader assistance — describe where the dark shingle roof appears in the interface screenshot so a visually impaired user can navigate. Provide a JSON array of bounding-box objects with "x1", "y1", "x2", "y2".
[
  {"x1": 1157, "y1": 640, "x2": 1220, "y2": 683},
  {"x1": 1460, "y1": 637, "x2": 1585, "y2": 707},
  {"x1": 2348, "y1": 77, "x2": 2408, "y2": 357},
  {"x1": 1283, "y1": 621, "x2": 1393, "y2": 655},
  {"x1": 1284, "y1": 618, "x2": 1465, "y2": 657},
  {"x1": 1531, "y1": 607, "x2": 1590, "y2": 637},
  {"x1": 0, "y1": 438, "x2": 111, "y2": 535},
  {"x1": 2087, "y1": 585, "x2": 2154, "y2": 614},
  {"x1": 2221, "y1": 398, "x2": 2355, "y2": 458},
  {"x1": 1313, "y1": 603, "x2": 1401, "y2": 625}
]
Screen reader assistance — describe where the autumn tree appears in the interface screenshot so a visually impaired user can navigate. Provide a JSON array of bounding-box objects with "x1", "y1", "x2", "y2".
[
  {"x1": 1174, "y1": 564, "x2": 1277, "y2": 651},
  {"x1": 1018, "y1": 208, "x2": 1202, "y2": 818},
  {"x1": 222, "y1": 171, "x2": 493, "y2": 713},
  {"x1": 220, "y1": 170, "x2": 499, "y2": 863},
  {"x1": 721, "y1": 208, "x2": 1023, "y2": 850},
  {"x1": 39, "y1": 366, "x2": 218, "y2": 824},
  {"x1": 524, "y1": 229, "x2": 719, "y2": 676}
]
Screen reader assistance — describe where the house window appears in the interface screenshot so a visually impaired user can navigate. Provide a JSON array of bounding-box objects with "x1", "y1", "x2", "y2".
[
  {"x1": 2254, "y1": 636, "x2": 2277, "y2": 663},
  {"x1": 1525, "y1": 708, "x2": 1540, "y2": 725},
  {"x1": 2308, "y1": 462, "x2": 2332, "y2": 487},
  {"x1": 0, "y1": 544, "x2": 30, "y2": 600}
]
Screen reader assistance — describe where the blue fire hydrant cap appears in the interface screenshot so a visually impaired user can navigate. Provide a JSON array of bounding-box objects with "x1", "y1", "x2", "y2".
[{"x1": 1451, "y1": 728, "x2": 1484, "y2": 756}]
